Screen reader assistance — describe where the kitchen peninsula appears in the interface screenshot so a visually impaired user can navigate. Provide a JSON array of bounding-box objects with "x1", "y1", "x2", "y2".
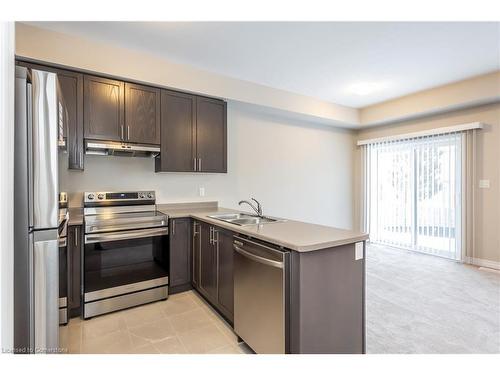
[{"x1": 157, "y1": 201, "x2": 368, "y2": 354}]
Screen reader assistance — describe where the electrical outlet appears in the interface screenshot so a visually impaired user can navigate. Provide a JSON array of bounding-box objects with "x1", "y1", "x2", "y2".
[
  {"x1": 199, "y1": 187, "x2": 205, "y2": 197},
  {"x1": 479, "y1": 180, "x2": 490, "y2": 189}
]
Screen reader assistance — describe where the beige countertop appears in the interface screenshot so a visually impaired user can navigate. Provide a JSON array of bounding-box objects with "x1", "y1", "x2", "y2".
[
  {"x1": 67, "y1": 201, "x2": 368, "y2": 251},
  {"x1": 157, "y1": 203, "x2": 368, "y2": 252}
]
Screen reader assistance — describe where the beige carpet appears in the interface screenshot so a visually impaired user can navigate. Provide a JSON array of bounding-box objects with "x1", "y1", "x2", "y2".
[{"x1": 366, "y1": 244, "x2": 500, "y2": 353}]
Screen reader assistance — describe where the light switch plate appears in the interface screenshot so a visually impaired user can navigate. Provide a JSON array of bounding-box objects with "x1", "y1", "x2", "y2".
[
  {"x1": 479, "y1": 180, "x2": 490, "y2": 188},
  {"x1": 355, "y1": 242, "x2": 364, "y2": 260}
]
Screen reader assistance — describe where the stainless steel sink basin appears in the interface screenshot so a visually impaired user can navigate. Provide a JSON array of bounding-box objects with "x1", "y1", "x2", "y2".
[
  {"x1": 208, "y1": 213, "x2": 242, "y2": 221},
  {"x1": 208, "y1": 213, "x2": 284, "y2": 226}
]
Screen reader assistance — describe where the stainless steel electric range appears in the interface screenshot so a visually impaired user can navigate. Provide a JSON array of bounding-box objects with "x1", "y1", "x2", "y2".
[{"x1": 83, "y1": 191, "x2": 169, "y2": 319}]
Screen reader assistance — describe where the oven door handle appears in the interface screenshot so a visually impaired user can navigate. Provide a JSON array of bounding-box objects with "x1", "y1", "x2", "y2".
[{"x1": 85, "y1": 227, "x2": 169, "y2": 244}]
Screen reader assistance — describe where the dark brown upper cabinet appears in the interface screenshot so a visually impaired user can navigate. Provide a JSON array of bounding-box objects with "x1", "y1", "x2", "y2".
[
  {"x1": 156, "y1": 93, "x2": 227, "y2": 173},
  {"x1": 125, "y1": 83, "x2": 161, "y2": 145},
  {"x1": 17, "y1": 61, "x2": 84, "y2": 170},
  {"x1": 155, "y1": 90, "x2": 196, "y2": 172},
  {"x1": 84, "y1": 75, "x2": 125, "y2": 142},
  {"x1": 196, "y1": 96, "x2": 227, "y2": 173},
  {"x1": 18, "y1": 60, "x2": 226, "y2": 171},
  {"x1": 59, "y1": 72, "x2": 84, "y2": 170}
]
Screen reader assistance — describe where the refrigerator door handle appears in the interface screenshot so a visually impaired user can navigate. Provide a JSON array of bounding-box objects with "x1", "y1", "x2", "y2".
[{"x1": 27, "y1": 82, "x2": 34, "y2": 228}]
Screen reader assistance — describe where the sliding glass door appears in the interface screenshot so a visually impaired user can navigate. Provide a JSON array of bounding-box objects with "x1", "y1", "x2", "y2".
[{"x1": 368, "y1": 133, "x2": 462, "y2": 260}]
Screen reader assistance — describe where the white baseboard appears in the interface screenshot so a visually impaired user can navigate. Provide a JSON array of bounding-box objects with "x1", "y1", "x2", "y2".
[
  {"x1": 478, "y1": 267, "x2": 500, "y2": 275},
  {"x1": 465, "y1": 256, "x2": 500, "y2": 270}
]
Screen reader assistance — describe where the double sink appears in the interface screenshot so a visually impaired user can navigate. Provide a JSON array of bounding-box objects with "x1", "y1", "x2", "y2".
[{"x1": 208, "y1": 213, "x2": 284, "y2": 226}]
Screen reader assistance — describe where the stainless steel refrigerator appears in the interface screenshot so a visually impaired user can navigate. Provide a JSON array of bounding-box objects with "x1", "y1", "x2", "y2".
[{"x1": 14, "y1": 66, "x2": 66, "y2": 354}]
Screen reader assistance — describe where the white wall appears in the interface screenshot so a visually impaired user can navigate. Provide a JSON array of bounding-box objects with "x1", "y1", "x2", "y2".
[
  {"x1": 0, "y1": 21, "x2": 15, "y2": 352},
  {"x1": 60, "y1": 101, "x2": 355, "y2": 229}
]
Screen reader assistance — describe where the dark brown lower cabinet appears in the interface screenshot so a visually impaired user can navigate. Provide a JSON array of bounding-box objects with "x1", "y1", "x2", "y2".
[
  {"x1": 192, "y1": 220, "x2": 234, "y2": 323},
  {"x1": 67, "y1": 225, "x2": 82, "y2": 317},
  {"x1": 214, "y1": 227, "x2": 234, "y2": 322},
  {"x1": 169, "y1": 218, "x2": 192, "y2": 293},
  {"x1": 289, "y1": 243, "x2": 365, "y2": 353}
]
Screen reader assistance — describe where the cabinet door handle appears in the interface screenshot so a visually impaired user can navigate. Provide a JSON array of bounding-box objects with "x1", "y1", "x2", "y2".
[
  {"x1": 198, "y1": 158, "x2": 202, "y2": 172},
  {"x1": 121, "y1": 124, "x2": 124, "y2": 140},
  {"x1": 74, "y1": 227, "x2": 78, "y2": 247},
  {"x1": 127, "y1": 125, "x2": 130, "y2": 140},
  {"x1": 191, "y1": 221, "x2": 196, "y2": 284},
  {"x1": 193, "y1": 157, "x2": 197, "y2": 171},
  {"x1": 209, "y1": 227, "x2": 213, "y2": 245},
  {"x1": 68, "y1": 229, "x2": 73, "y2": 306},
  {"x1": 172, "y1": 220, "x2": 176, "y2": 236},
  {"x1": 216, "y1": 233, "x2": 219, "y2": 295},
  {"x1": 213, "y1": 229, "x2": 218, "y2": 245},
  {"x1": 198, "y1": 232, "x2": 202, "y2": 286}
]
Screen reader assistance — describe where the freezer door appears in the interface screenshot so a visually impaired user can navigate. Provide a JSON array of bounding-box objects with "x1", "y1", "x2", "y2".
[
  {"x1": 31, "y1": 69, "x2": 59, "y2": 230},
  {"x1": 33, "y1": 230, "x2": 59, "y2": 353}
]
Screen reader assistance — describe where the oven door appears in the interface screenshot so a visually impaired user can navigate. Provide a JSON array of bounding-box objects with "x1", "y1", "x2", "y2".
[{"x1": 84, "y1": 227, "x2": 169, "y2": 302}]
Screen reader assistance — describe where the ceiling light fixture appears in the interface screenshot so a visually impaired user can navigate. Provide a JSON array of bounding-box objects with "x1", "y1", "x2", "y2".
[{"x1": 347, "y1": 82, "x2": 388, "y2": 96}]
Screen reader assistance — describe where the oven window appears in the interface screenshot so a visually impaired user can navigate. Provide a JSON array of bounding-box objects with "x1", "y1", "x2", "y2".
[{"x1": 84, "y1": 235, "x2": 168, "y2": 293}]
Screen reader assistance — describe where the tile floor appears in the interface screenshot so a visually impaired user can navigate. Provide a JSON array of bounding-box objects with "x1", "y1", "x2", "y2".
[{"x1": 59, "y1": 290, "x2": 253, "y2": 354}]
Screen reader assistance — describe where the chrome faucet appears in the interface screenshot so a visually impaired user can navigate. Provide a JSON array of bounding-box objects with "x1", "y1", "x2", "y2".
[{"x1": 238, "y1": 198, "x2": 263, "y2": 217}]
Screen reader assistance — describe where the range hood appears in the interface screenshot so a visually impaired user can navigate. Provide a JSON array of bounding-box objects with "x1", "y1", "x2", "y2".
[{"x1": 85, "y1": 140, "x2": 160, "y2": 157}]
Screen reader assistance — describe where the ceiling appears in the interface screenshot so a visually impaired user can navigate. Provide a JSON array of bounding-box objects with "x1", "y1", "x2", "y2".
[{"x1": 27, "y1": 22, "x2": 500, "y2": 108}]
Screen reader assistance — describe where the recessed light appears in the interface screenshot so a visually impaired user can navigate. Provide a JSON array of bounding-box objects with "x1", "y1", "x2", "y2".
[{"x1": 347, "y1": 82, "x2": 388, "y2": 96}]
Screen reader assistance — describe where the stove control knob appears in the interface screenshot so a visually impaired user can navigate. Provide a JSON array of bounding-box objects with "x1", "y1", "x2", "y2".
[
  {"x1": 97, "y1": 193, "x2": 105, "y2": 200},
  {"x1": 87, "y1": 193, "x2": 95, "y2": 200},
  {"x1": 147, "y1": 193, "x2": 153, "y2": 199},
  {"x1": 139, "y1": 193, "x2": 145, "y2": 199}
]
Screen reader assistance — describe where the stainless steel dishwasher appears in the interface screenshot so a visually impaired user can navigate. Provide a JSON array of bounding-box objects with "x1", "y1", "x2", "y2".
[{"x1": 233, "y1": 236, "x2": 290, "y2": 354}]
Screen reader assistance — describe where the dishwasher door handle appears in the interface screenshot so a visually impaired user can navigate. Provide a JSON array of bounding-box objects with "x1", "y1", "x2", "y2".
[{"x1": 233, "y1": 244, "x2": 284, "y2": 269}]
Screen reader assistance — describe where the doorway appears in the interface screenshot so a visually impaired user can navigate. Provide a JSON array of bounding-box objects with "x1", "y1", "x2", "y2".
[{"x1": 367, "y1": 133, "x2": 462, "y2": 260}]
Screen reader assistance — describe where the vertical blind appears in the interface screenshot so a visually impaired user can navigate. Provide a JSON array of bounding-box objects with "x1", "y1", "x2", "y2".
[{"x1": 367, "y1": 132, "x2": 463, "y2": 260}]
